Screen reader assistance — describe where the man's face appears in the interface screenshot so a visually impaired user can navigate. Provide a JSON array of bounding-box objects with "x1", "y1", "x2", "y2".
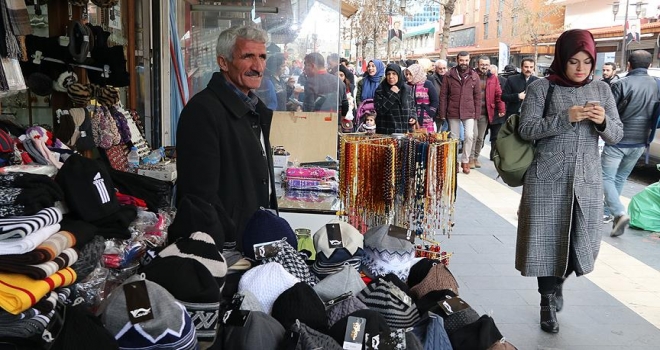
[
  {"x1": 478, "y1": 59, "x2": 490, "y2": 74},
  {"x1": 521, "y1": 61, "x2": 535, "y2": 78},
  {"x1": 602, "y1": 65, "x2": 614, "y2": 79},
  {"x1": 217, "y1": 38, "x2": 266, "y2": 94},
  {"x1": 435, "y1": 62, "x2": 447, "y2": 75},
  {"x1": 458, "y1": 55, "x2": 470, "y2": 72},
  {"x1": 303, "y1": 59, "x2": 316, "y2": 76},
  {"x1": 394, "y1": 22, "x2": 400, "y2": 30}
]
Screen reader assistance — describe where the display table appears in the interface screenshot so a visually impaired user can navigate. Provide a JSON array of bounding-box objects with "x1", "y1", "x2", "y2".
[{"x1": 276, "y1": 186, "x2": 339, "y2": 233}]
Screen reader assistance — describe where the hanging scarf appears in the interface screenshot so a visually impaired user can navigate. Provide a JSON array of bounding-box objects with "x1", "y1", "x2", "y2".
[
  {"x1": 6, "y1": 0, "x2": 32, "y2": 36},
  {"x1": 361, "y1": 59, "x2": 385, "y2": 101},
  {"x1": 546, "y1": 29, "x2": 596, "y2": 88},
  {"x1": 0, "y1": 0, "x2": 21, "y2": 59}
]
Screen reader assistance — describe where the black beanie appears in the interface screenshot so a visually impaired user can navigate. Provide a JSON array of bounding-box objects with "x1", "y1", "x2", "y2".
[
  {"x1": 50, "y1": 304, "x2": 119, "y2": 350},
  {"x1": 271, "y1": 282, "x2": 328, "y2": 333},
  {"x1": 328, "y1": 309, "x2": 390, "y2": 347},
  {"x1": 379, "y1": 273, "x2": 410, "y2": 294},
  {"x1": 449, "y1": 315, "x2": 504, "y2": 349},
  {"x1": 169, "y1": 194, "x2": 225, "y2": 249},
  {"x1": 26, "y1": 72, "x2": 53, "y2": 96},
  {"x1": 407, "y1": 258, "x2": 441, "y2": 289},
  {"x1": 415, "y1": 289, "x2": 458, "y2": 316}
]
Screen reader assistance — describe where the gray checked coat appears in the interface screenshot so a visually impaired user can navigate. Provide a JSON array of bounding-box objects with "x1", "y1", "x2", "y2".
[{"x1": 516, "y1": 78, "x2": 623, "y2": 277}]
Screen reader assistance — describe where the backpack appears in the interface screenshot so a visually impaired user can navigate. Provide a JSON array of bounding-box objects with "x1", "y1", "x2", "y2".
[{"x1": 493, "y1": 83, "x2": 554, "y2": 187}]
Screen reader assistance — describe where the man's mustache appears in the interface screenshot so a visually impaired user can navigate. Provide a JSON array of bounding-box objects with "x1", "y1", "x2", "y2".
[{"x1": 245, "y1": 70, "x2": 263, "y2": 77}]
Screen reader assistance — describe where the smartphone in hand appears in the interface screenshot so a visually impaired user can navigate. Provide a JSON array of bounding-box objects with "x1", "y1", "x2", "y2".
[{"x1": 584, "y1": 101, "x2": 600, "y2": 108}]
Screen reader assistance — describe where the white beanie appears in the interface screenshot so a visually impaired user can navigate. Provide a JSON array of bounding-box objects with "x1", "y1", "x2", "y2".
[{"x1": 237, "y1": 262, "x2": 299, "y2": 314}]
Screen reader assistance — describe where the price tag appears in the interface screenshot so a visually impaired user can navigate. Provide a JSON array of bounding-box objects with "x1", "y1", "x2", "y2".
[
  {"x1": 123, "y1": 280, "x2": 154, "y2": 324},
  {"x1": 437, "y1": 296, "x2": 470, "y2": 316},
  {"x1": 253, "y1": 240, "x2": 283, "y2": 260},
  {"x1": 387, "y1": 225, "x2": 415, "y2": 243},
  {"x1": 326, "y1": 223, "x2": 344, "y2": 248},
  {"x1": 342, "y1": 316, "x2": 366, "y2": 350}
]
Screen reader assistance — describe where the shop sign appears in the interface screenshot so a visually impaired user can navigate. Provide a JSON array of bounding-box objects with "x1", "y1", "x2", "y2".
[
  {"x1": 450, "y1": 14, "x2": 464, "y2": 27},
  {"x1": 449, "y1": 28, "x2": 475, "y2": 48}
]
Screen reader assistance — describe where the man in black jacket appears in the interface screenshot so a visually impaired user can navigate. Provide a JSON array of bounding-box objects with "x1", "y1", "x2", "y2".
[
  {"x1": 496, "y1": 58, "x2": 539, "y2": 158},
  {"x1": 603, "y1": 50, "x2": 657, "y2": 236},
  {"x1": 303, "y1": 52, "x2": 349, "y2": 117},
  {"x1": 176, "y1": 25, "x2": 278, "y2": 252}
]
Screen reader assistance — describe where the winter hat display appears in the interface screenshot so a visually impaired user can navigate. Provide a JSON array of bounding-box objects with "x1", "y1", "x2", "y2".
[
  {"x1": 409, "y1": 263, "x2": 459, "y2": 300},
  {"x1": 260, "y1": 239, "x2": 319, "y2": 286},
  {"x1": 26, "y1": 72, "x2": 53, "y2": 96},
  {"x1": 295, "y1": 228, "x2": 316, "y2": 261},
  {"x1": 313, "y1": 264, "x2": 366, "y2": 302},
  {"x1": 271, "y1": 282, "x2": 328, "y2": 332},
  {"x1": 411, "y1": 311, "x2": 453, "y2": 350},
  {"x1": 70, "y1": 235, "x2": 105, "y2": 282},
  {"x1": 415, "y1": 289, "x2": 458, "y2": 316},
  {"x1": 67, "y1": 83, "x2": 93, "y2": 106},
  {"x1": 415, "y1": 290, "x2": 480, "y2": 334},
  {"x1": 357, "y1": 278, "x2": 421, "y2": 329},
  {"x1": 168, "y1": 194, "x2": 225, "y2": 249},
  {"x1": 241, "y1": 208, "x2": 297, "y2": 260},
  {"x1": 99, "y1": 274, "x2": 199, "y2": 350},
  {"x1": 328, "y1": 309, "x2": 390, "y2": 347},
  {"x1": 157, "y1": 231, "x2": 227, "y2": 291},
  {"x1": 362, "y1": 224, "x2": 415, "y2": 281},
  {"x1": 283, "y1": 320, "x2": 342, "y2": 350},
  {"x1": 141, "y1": 256, "x2": 221, "y2": 349},
  {"x1": 68, "y1": 108, "x2": 96, "y2": 151},
  {"x1": 53, "y1": 71, "x2": 78, "y2": 92},
  {"x1": 234, "y1": 290, "x2": 265, "y2": 313},
  {"x1": 221, "y1": 311, "x2": 285, "y2": 350},
  {"x1": 326, "y1": 296, "x2": 369, "y2": 327},
  {"x1": 0, "y1": 206, "x2": 62, "y2": 241},
  {"x1": 448, "y1": 315, "x2": 506, "y2": 350},
  {"x1": 0, "y1": 266, "x2": 75, "y2": 314},
  {"x1": 237, "y1": 262, "x2": 299, "y2": 314},
  {"x1": 311, "y1": 220, "x2": 364, "y2": 278}
]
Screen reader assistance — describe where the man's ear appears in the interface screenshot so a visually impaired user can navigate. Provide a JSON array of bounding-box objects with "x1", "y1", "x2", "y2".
[{"x1": 217, "y1": 56, "x2": 228, "y2": 72}]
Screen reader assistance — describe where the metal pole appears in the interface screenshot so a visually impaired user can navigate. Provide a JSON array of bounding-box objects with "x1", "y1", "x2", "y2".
[{"x1": 622, "y1": 0, "x2": 630, "y2": 69}]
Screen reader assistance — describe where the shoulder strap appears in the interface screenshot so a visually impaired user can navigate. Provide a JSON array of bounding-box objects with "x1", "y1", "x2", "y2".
[{"x1": 542, "y1": 82, "x2": 555, "y2": 117}]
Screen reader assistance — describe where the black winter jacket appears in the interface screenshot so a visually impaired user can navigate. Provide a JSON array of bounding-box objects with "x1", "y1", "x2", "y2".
[
  {"x1": 611, "y1": 68, "x2": 659, "y2": 145},
  {"x1": 501, "y1": 73, "x2": 539, "y2": 122},
  {"x1": 176, "y1": 72, "x2": 278, "y2": 251}
]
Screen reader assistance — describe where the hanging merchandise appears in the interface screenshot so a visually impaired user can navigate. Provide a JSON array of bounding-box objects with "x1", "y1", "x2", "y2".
[{"x1": 339, "y1": 133, "x2": 458, "y2": 239}]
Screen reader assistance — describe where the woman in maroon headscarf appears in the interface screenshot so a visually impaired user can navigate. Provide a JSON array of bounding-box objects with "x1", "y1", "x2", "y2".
[{"x1": 514, "y1": 29, "x2": 623, "y2": 333}]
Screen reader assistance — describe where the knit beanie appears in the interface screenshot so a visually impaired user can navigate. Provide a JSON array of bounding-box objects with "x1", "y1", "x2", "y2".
[
  {"x1": 357, "y1": 278, "x2": 421, "y2": 329},
  {"x1": 242, "y1": 208, "x2": 297, "y2": 260},
  {"x1": 222, "y1": 311, "x2": 285, "y2": 350},
  {"x1": 70, "y1": 235, "x2": 105, "y2": 282},
  {"x1": 260, "y1": 239, "x2": 318, "y2": 286},
  {"x1": 271, "y1": 282, "x2": 328, "y2": 332},
  {"x1": 326, "y1": 296, "x2": 369, "y2": 327},
  {"x1": 169, "y1": 194, "x2": 225, "y2": 250},
  {"x1": 407, "y1": 258, "x2": 442, "y2": 289},
  {"x1": 409, "y1": 263, "x2": 459, "y2": 300},
  {"x1": 237, "y1": 262, "x2": 299, "y2": 314},
  {"x1": 312, "y1": 221, "x2": 364, "y2": 278},
  {"x1": 141, "y1": 256, "x2": 221, "y2": 349},
  {"x1": 313, "y1": 264, "x2": 366, "y2": 302},
  {"x1": 284, "y1": 320, "x2": 342, "y2": 350},
  {"x1": 157, "y1": 231, "x2": 228, "y2": 291},
  {"x1": 449, "y1": 315, "x2": 504, "y2": 350},
  {"x1": 380, "y1": 273, "x2": 410, "y2": 295},
  {"x1": 362, "y1": 224, "x2": 415, "y2": 281},
  {"x1": 27, "y1": 72, "x2": 53, "y2": 96},
  {"x1": 328, "y1": 309, "x2": 390, "y2": 347},
  {"x1": 295, "y1": 229, "x2": 315, "y2": 261},
  {"x1": 50, "y1": 304, "x2": 119, "y2": 350},
  {"x1": 415, "y1": 289, "x2": 458, "y2": 316},
  {"x1": 99, "y1": 274, "x2": 199, "y2": 350},
  {"x1": 67, "y1": 83, "x2": 92, "y2": 106}
]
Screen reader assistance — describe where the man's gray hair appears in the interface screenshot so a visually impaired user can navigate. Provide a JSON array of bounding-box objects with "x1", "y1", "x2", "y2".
[
  {"x1": 490, "y1": 64, "x2": 498, "y2": 70},
  {"x1": 435, "y1": 59, "x2": 447, "y2": 67},
  {"x1": 216, "y1": 25, "x2": 268, "y2": 62}
]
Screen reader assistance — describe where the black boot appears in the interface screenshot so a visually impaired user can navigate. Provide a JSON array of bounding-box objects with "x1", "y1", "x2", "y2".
[
  {"x1": 540, "y1": 293, "x2": 559, "y2": 333},
  {"x1": 555, "y1": 278, "x2": 565, "y2": 312}
]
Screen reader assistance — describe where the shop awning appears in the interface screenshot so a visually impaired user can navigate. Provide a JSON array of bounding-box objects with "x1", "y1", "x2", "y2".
[{"x1": 404, "y1": 27, "x2": 435, "y2": 39}]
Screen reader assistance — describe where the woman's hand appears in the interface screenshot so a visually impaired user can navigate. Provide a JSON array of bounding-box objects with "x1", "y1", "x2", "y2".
[
  {"x1": 409, "y1": 118, "x2": 417, "y2": 125},
  {"x1": 568, "y1": 105, "x2": 590, "y2": 123},
  {"x1": 585, "y1": 105, "x2": 605, "y2": 125},
  {"x1": 390, "y1": 85, "x2": 400, "y2": 93}
]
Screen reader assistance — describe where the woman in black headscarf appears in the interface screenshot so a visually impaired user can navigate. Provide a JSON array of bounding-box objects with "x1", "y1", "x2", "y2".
[
  {"x1": 374, "y1": 64, "x2": 417, "y2": 134},
  {"x1": 515, "y1": 29, "x2": 623, "y2": 334}
]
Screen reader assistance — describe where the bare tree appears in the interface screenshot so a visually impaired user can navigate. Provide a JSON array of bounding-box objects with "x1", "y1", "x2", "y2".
[
  {"x1": 507, "y1": 0, "x2": 565, "y2": 67},
  {"x1": 344, "y1": 0, "x2": 391, "y2": 60}
]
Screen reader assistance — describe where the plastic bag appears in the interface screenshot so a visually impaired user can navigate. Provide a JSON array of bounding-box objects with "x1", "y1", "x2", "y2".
[{"x1": 629, "y1": 182, "x2": 660, "y2": 232}]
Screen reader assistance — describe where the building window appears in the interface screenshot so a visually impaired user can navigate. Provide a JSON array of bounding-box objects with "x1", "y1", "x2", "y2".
[
  {"x1": 497, "y1": 0, "x2": 504, "y2": 38},
  {"x1": 484, "y1": 14, "x2": 489, "y2": 39}
]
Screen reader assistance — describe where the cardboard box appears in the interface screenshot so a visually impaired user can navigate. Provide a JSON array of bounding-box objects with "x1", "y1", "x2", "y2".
[
  {"x1": 273, "y1": 154, "x2": 290, "y2": 168},
  {"x1": 137, "y1": 162, "x2": 177, "y2": 182}
]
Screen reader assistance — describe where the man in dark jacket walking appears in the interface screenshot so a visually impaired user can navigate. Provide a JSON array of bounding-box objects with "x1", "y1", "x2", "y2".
[
  {"x1": 176, "y1": 25, "x2": 278, "y2": 252},
  {"x1": 438, "y1": 51, "x2": 481, "y2": 174},
  {"x1": 470, "y1": 56, "x2": 505, "y2": 169},
  {"x1": 604, "y1": 50, "x2": 658, "y2": 236}
]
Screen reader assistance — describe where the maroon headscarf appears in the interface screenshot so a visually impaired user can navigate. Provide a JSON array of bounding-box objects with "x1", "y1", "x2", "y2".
[{"x1": 546, "y1": 29, "x2": 597, "y2": 87}]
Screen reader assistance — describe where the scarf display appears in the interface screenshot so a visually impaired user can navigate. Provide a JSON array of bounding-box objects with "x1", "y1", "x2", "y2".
[{"x1": 339, "y1": 133, "x2": 458, "y2": 238}]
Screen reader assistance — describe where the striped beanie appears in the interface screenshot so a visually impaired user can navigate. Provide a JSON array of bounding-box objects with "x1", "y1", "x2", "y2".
[
  {"x1": 157, "y1": 231, "x2": 227, "y2": 292},
  {"x1": 67, "y1": 83, "x2": 92, "y2": 106},
  {"x1": 362, "y1": 224, "x2": 415, "y2": 281},
  {"x1": 357, "y1": 278, "x2": 421, "y2": 329}
]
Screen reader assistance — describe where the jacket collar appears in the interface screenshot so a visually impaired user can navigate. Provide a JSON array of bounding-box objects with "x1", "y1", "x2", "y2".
[
  {"x1": 627, "y1": 68, "x2": 649, "y2": 76},
  {"x1": 206, "y1": 72, "x2": 253, "y2": 119}
]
